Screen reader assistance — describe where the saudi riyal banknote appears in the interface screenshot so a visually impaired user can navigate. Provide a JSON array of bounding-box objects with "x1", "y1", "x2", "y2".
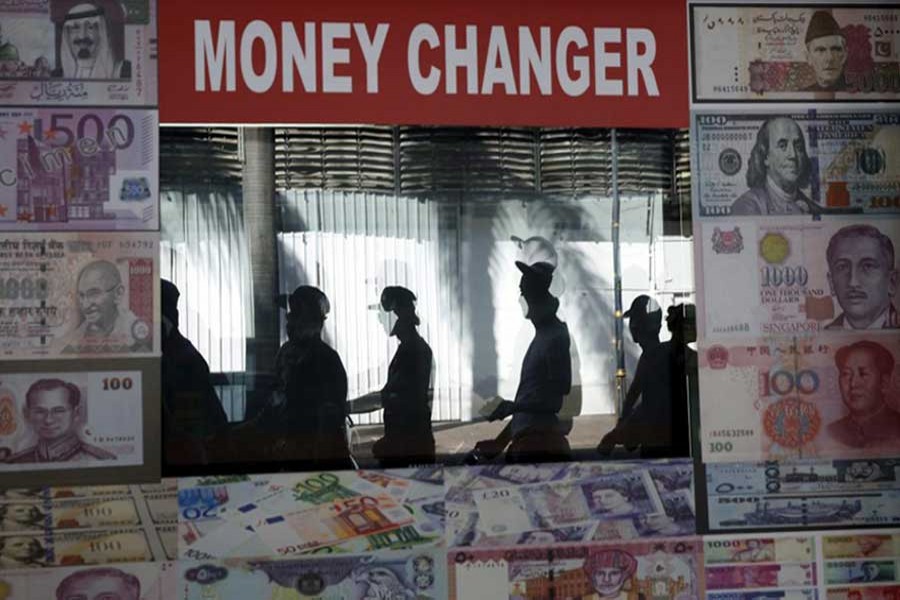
[
  {"x1": 707, "y1": 459, "x2": 900, "y2": 496},
  {"x1": 0, "y1": 527, "x2": 155, "y2": 568},
  {"x1": 699, "y1": 336, "x2": 900, "y2": 463},
  {"x1": 0, "y1": 560, "x2": 174, "y2": 598},
  {"x1": 0, "y1": 108, "x2": 158, "y2": 231},
  {"x1": 449, "y1": 537, "x2": 702, "y2": 600},
  {"x1": 823, "y1": 531, "x2": 900, "y2": 559},
  {"x1": 698, "y1": 219, "x2": 900, "y2": 339},
  {"x1": 691, "y1": 5, "x2": 900, "y2": 102},
  {"x1": 0, "y1": 368, "x2": 143, "y2": 471},
  {"x1": 705, "y1": 536, "x2": 815, "y2": 565},
  {"x1": 693, "y1": 111, "x2": 900, "y2": 217},
  {"x1": 0, "y1": 0, "x2": 157, "y2": 106},
  {"x1": 177, "y1": 550, "x2": 444, "y2": 600},
  {"x1": 0, "y1": 232, "x2": 158, "y2": 358}
]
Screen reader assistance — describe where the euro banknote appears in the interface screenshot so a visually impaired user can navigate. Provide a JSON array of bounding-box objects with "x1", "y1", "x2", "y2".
[
  {"x1": 826, "y1": 560, "x2": 897, "y2": 585},
  {"x1": 698, "y1": 219, "x2": 900, "y2": 340},
  {"x1": 700, "y1": 336, "x2": 900, "y2": 463},
  {"x1": 827, "y1": 587, "x2": 900, "y2": 600},
  {"x1": 0, "y1": 108, "x2": 158, "y2": 231},
  {"x1": 0, "y1": 368, "x2": 143, "y2": 472},
  {"x1": 823, "y1": 532, "x2": 900, "y2": 559},
  {"x1": 707, "y1": 459, "x2": 900, "y2": 496},
  {"x1": 449, "y1": 537, "x2": 703, "y2": 600},
  {"x1": 705, "y1": 536, "x2": 815, "y2": 564},
  {"x1": 177, "y1": 550, "x2": 445, "y2": 600},
  {"x1": 0, "y1": 0, "x2": 157, "y2": 106},
  {"x1": 707, "y1": 563, "x2": 817, "y2": 590},
  {"x1": 691, "y1": 5, "x2": 900, "y2": 102},
  {"x1": 0, "y1": 527, "x2": 155, "y2": 568},
  {"x1": 0, "y1": 232, "x2": 159, "y2": 358},
  {"x1": 707, "y1": 492, "x2": 900, "y2": 530},
  {"x1": 0, "y1": 560, "x2": 174, "y2": 598}
]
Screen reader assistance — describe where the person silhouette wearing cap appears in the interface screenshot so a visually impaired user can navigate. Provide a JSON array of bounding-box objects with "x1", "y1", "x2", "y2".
[
  {"x1": 267, "y1": 285, "x2": 351, "y2": 467},
  {"x1": 803, "y1": 11, "x2": 848, "y2": 92},
  {"x1": 350, "y1": 287, "x2": 435, "y2": 467},
  {"x1": 474, "y1": 260, "x2": 572, "y2": 463},
  {"x1": 160, "y1": 279, "x2": 227, "y2": 465}
]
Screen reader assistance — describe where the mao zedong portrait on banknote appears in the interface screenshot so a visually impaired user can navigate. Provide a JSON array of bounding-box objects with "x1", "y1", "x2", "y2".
[{"x1": 825, "y1": 225, "x2": 899, "y2": 330}]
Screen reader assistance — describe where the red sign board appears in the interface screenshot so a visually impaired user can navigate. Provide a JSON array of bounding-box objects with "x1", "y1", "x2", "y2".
[{"x1": 159, "y1": 0, "x2": 688, "y2": 127}]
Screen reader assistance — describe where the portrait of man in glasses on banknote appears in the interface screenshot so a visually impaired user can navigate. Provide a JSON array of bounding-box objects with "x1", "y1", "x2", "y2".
[
  {"x1": 825, "y1": 225, "x2": 899, "y2": 330},
  {"x1": 56, "y1": 1, "x2": 132, "y2": 80}
]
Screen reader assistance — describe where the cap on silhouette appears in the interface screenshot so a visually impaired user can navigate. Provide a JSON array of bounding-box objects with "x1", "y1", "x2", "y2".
[
  {"x1": 623, "y1": 295, "x2": 661, "y2": 319},
  {"x1": 806, "y1": 11, "x2": 843, "y2": 44},
  {"x1": 516, "y1": 260, "x2": 554, "y2": 292}
]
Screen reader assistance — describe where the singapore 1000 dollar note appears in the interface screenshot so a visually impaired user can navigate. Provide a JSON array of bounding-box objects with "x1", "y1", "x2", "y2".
[
  {"x1": 0, "y1": 232, "x2": 158, "y2": 358},
  {"x1": 693, "y1": 111, "x2": 900, "y2": 217},
  {"x1": 698, "y1": 219, "x2": 900, "y2": 339},
  {"x1": 0, "y1": 561, "x2": 174, "y2": 598},
  {"x1": 699, "y1": 335, "x2": 900, "y2": 463},
  {"x1": 691, "y1": 5, "x2": 900, "y2": 102}
]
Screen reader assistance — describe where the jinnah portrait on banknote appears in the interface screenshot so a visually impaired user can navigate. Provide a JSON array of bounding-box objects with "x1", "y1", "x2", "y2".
[
  {"x1": 56, "y1": 567, "x2": 141, "y2": 600},
  {"x1": 58, "y1": 2, "x2": 131, "y2": 79},
  {"x1": 826, "y1": 225, "x2": 899, "y2": 330},
  {"x1": 827, "y1": 341, "x2": 900, "y2": 449},
  {"x1": 731, "y1": 117, "x2": 818, "y2": 216},
  {"x1": 4, "y1": 378, "x2": 115, "y2": 464},
  {"x1": 0, "y1": 502, "x2": 45, "y2": 531},
  {"x1": 0, "y1": 535, "x2": 44, "y2": 568},
  {"x1": 804, "y1": 11, "x2": 848, "y2": 92}
]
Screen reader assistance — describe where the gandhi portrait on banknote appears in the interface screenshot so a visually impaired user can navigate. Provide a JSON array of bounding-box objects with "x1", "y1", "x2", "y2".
[
  {"x1": 803, "y1": 11, "x2": 848, "y2": 92},
  {"x1": 0, "y1": 502, "x2": 45, "y2": 531},
  {"x1": 827, "y1": 341, "x2": 900, "y2": 449},
  {"x1": 731, "y1": 117, "x2": 818, "y2": 216},
  {"x1": 581, "y1": 549, "x2": 637, "y2": 600},
  {"x1": 63, "y1": 260, "x2": 143, "y2": 348},
  {"x1": 0, "y1": 534, "x2": 44, "y2": 568},
  {"x1": 4, "y1": 379, "x2": 115, "y2": 464},
  {"x1": 826, "y1": 225, "x2": 898, "y2": 330},
  {"x1": 58, "y1": 2, "x2": 131, "y2": 80},
  {"x1": 56, "y1": 567, "x2": 141, "y2": 600}
]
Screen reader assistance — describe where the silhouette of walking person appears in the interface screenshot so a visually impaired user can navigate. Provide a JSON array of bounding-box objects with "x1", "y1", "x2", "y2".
[
  {"x1": 473, "y1": 260, "x2": 572, "y2": 464},
  {"x1": 350, "y1": 287, "x2": 435, "y2": 467}
]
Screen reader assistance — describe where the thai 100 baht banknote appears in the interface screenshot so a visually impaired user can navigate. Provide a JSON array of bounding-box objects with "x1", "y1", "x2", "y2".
[
  {"x1": 691, "y1": 5, "x2": 900, "y2": 102},
  {"x1": 693, "y1": 111, "x2": 900, "y2": 217},
  {"x1": 0, "y1": 0, "x2": 157, "y2": 106},
  {"x1": 705, "y1": 535, "x2": 815, "y2": 565},
  {"x1": 699, "y1": 336, "x2": 900, "y2": 463},
  {"x1": 823, "y1": 531, "x2": 900, "y2": 559},
  {"x1": 0, "y1": 527, "x2": 155, "y2": 568},
  {"x1": 0, "y1": 369, "x2": 143, "y2": 471},
  {"x1": 707, "y1": 459, "x2": 900, "y2": 497},
  {"x1": 449, "y1": 538, "x2": 703, "y2": 600},
  {"x1": 177, "y1": 550, "x2": 445, "y2": 600},
  {"x1": 0, "y1": 232, "x2": 158, "y2": 358},
  {"x1": 0, "y1": 560, "x2": 175, "y2": 598},
  {"x1": 698, "y1": 219, "x2": 900, "y2": 340},
  {"x1": 0, "y1": 108, "x2": 158, "y2": 231}
]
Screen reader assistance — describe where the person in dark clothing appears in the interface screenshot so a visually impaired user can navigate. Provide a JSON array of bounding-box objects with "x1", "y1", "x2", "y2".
[
  {"x1": 474, "y1": 260, "x2": 572, "y2": 464},
  {"x1": 351, "y1": 286, "x2": 435, "y2": 467},
  {"x1": 160, "y1": 279, "x2": 227, "y2": 464}
]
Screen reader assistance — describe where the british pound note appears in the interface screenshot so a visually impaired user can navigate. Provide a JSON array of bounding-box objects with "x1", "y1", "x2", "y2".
[
  {"x1": 0, "y1": 369, "x2": 142, "y2": 471},
  {"x1": 698, "y1": 219, "x2": 900, "y2": 340},
  {"x1": 0, "y1": 232, "x2": 158, "y2": 358},
  {"x1": 0, "y1": 0, "x2": 157, "y2": 106},
  {"x1": 693, "y1": 111, "x2": 900, "y2": 217},
  {"x1": 0, "y1": 108, "x2": 158, "y2": 231},
  {"x1": 691, "y1": 5, "x2": 900, "y2": 102},
  {"x1": 0, "y1": 560, "x2": 174, "y2": 598},
  {"x1": 0, "y1": 527, "x2": 153, "y2": 568},
  {"x1": 699, "y1": 336, "x2": 900, "y2": 462}
]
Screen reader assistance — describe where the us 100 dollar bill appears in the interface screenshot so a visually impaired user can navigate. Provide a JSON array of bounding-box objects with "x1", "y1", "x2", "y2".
[
  {"x1": 0, "y1": 369, "x2": 143, "y2": 471},
  {"x1": 699, "y1": 336, "x2": 900, "y2": 463},
  {"x1": 691, "y1": 5, "x2": 900, "y2": 102},
  {"x1": 0, "y1": 108, "x2": 158, "y2": 231},
  {"x1": 0, "y1": 497, "x2": 140, "y2": 532},
  {"x1": 0, "y1": 527, "x2": 155, "y2": 568},
  {"x1": 693, "y1": 111, "x2": 900, "y2": 217},
  {"x1": 0, "y1": 232, "x2": 158, "y2": 358},
  {"x1": 0, "y1": 0, "x2": 157, "y2": 106}
]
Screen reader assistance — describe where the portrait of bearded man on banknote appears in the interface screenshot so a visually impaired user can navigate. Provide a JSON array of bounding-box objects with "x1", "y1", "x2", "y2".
[
  {"x1": 581, "y1": 548, "x2": 638, "y2": 600},
  {"x1": 825, "y1": 225, "x2": 899, "y2": 330},
  {"x1": 0, "y1": 502, "x2": 45, "y2": 531},
  {"x1": 5, "y1": 378, "x2": 115, "y2": 464},
  {"x1": 57, "y1": 1, "x2": 131, "y2": 80},
  {"x1": 55, "y1": 567, "x2": 141, "y2": 600},
  {"x1": 803, "y1": 11, "x2": 848, "y2": 92},
  {"x1": 0, "y1": 535, "x2": 44, "y2": 568},
  {"x1": 827, "y1": 341, "x2": 900, "y2": 450}
]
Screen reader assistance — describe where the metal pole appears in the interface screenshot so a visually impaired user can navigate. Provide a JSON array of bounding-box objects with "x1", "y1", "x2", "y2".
[{"x1": 611, "y1": 128, "x2": 626, "y2": 415}]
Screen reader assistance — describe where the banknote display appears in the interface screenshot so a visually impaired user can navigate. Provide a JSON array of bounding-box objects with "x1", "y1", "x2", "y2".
[
  {"x1": 0, "y1": 368, "x2": 142, "y2": 472},
  {"x1": 177, "y1": 550, "x2": 444, "y2": 600},
  {"x1": 449, "y1": 538, "x2": 703, "y2": 600},
  {"x1": 0, "y1": 560, "x2": 174, "y2": 598},
  {"x1": 691, "y1": 5, "x2": 900, "y2": 102},
  {"x1": 693, "y1": 111, "x2": 900, "y2": 218},
  {"x1": 0, "y1": 527, "x2": 155, "y2": 568},
  {"x1": 0, "y1": 0, "x2": 157, "y2": 106},
  {"x1": 698, "y1": 219, "x2": 900, "y2": 339},
  {"x1": 0, "y1": 497, "x2": 140, "y2": 532},
  {"x1": 0, "y1": 232, "x2": 158, "y2": 358},
  {"x1": 822, "y1": 529, "x2": 900, "y2": 599},
  {"x1": 0, "y1": 108, "x2": 158, "y2": 230},
  {"x1": 699, "y1": 336, "x2": 900, "y2": 463},
  {"x1": 707, "y1": 459, "x2": 900, "y2": 497}
]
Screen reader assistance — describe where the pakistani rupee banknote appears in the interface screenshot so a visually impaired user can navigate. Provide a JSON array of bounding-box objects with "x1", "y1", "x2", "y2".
[
  {"x1": 0, "y1": 108, "x2": 158, "y2": 231},
  {"x1": 177, "y1": 550, "x2": 445, "y2": 599},
  {"x1": 0, "y1": 0, "x2": 157, "y2": 106},
  {"x1": 698, "y1": 219, "x2": 900, "y2": 339},
  {"x1": 0, "y1": 560, "x2": 174, "y2": 598},
  {"x1": 691, "y1": 5, "x2": 900, "y2": 102},
  {"x1": 449, "y1": 538, "x2": 702, "y2": 600},
  {"x1": 693, "y1": 111, "x2": 900, "y2": 217},
  {"x1": 699, "y1": 336, "x2": 900, "y2": 463},
  {"x1": 0, "y1": 232, "x2": 158, "y2": 358},
  {"x1": 0, "y1": 368, "x2": 143, "y2": 471}
]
